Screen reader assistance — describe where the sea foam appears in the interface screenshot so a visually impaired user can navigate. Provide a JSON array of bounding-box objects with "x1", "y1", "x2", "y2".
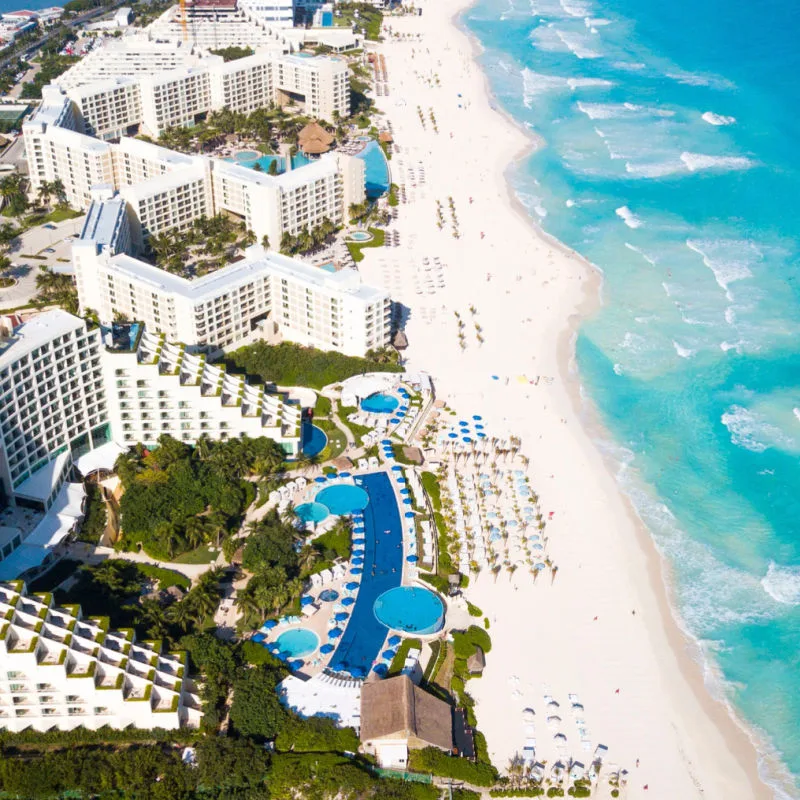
[
  {"x1": 680, "y1": 152, "x2": 755, "y2": 172},
  {"x1": 615, "y1": 205, "x2": 643, "y2": 228},
  {"x1": 702, "y1": 111, "x2": 736, "y2": 126},
  {"x1": 762, "y1": 563, "x2": 800, "y2": 605}
]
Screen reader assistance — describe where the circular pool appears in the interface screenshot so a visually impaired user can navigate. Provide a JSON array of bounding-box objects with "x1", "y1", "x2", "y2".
[
  {"x1": 295, "y1": 502, "x2": 329, "y2": 524},
  {"x1": 315, "y1": 484, "x2": 369, "y2": 515},
  {"x1": 360, "y1": 392, "x2": 399, "y2": 414},
  {"x1": 302, "y1": 423, "x2": 327, "y2": 456},
  {"x1": 347, "y1": 230, "x2": 374, "y2": 243},
  {"x1": 275, "y1": 628, "x2": 319, "y2": 658},
  {"x1": 319, "y1": 589, "x2": 339, "y2": 602},
  {"x1": 373, "y1": 586, "x2": 445, "y2": 635},
  {"x1": 233, "y1": 150, "x2": 260, "y2": 162}
]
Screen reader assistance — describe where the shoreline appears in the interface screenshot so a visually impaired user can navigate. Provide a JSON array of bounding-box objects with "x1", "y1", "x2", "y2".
[
  {"x1": 449, "y1": 4, "x2": 788, "y2": 797},
  {"x1": 369, "y1": 0, "x2": 782, "y2": 797},
  {"x1": 449, "y1": 5, "x2": 795, "y2": 797}
]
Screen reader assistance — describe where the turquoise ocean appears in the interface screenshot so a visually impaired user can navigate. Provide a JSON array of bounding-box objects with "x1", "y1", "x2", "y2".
[{"x1": 462, "y1": 0, "x2": 800, "y2": 794}]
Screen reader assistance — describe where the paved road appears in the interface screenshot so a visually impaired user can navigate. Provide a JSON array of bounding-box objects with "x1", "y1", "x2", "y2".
[
  {"x1": 0, "y1": 215, "x2": 85, "y2": 309},
  {"x1": 0, "y1": 3, "x2": 127, "y2": 72}
]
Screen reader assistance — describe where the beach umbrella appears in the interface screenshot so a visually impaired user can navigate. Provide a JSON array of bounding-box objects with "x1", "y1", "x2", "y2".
[
  {"x1": 373, "y1": 663, "x2": 388, "y2": 676},
  {"x1": 314, "y1": 476, "x2": 326, "y2": 483},
  {"x1": 478, "y1": 433, "x2": 487, "y2": 439},
  {"x1": 388, "y1": 635, "x2": 402, "y2": 646},
  {"x1": 381, "y1": 439, "x2": 392, "y2": 445},
  {"x1": 335, "y1": 612, "x2": 349, "y2": 621},
  {"x1": 270, "y1": 644, "x2": 281, "y2": 653},
  {"x1": 320, "y1": 643, "x2": 335, "y2": 654},
  {"x1": 350, "y1": 567, "x2": 363, "y2": 575},
  {"x1": 263, "y1": 619, "x2": 278, "y2": 629},
  {"x1": 341, "y1": 597, "x2": 355, "y2": 606},
  {"x1": 396, "y1": 411, "x2": 406, "y2": 417},
  {"x1": 404, "y1": 511, "x2": 415, "y2": 518},
  {"x1": 400, "y1": 488, "x2": 410, "y2": 494},
  {"x1": 348, "y1": 666, "x2": 366, "y2": 678},
  {"x1": 345, "y1": 581, "x2": 360, "y2": 590},
  {"x1": 300, "y1": 596, "x2": 315, "y2": 606},
  {"x1": 328, "y1": 628, "x2": 343, "y2": 639},
  {"x1": 472, "y1": 414, "x2": 482, "y2": 420},
  {"x1": 448, "y1": 432, "x2": 457, "y2": 439},
  {"x1": 475, "y1": 423, "x2": 485, "y2": 430},
  {"x1": 390, "y1": 418, "x2": 400, "y2": 424},
  {"x1": 352, "y1": 557, "x2": 364, "y2": 565},
  {"x1": 382, "y1": 649, "x2": 396, "y2": 660},
  {"x1": 396, "y1": 477, "x2": 407, "y2": 483},
  {"x1": 252, "y1": 632, "x2": 265, "y2": 643},
  {"x1": 289, "y1": 659, "x2": 304, "y2": 671},
  {"x1": 391, "y1": 465, "x2": 403, "y2": 471},
  {"x1": 402, "y1": 498, "x2": 412, "y2": 505},
  {"x1": 406, "y1": 555, "x2": 418, "y2": 563},
  {"x1": 491, "y1": 375, "x2": 499, "y2": 380},
  {"x1": 463, "y1": 437, "x2": 472, "y2": 443}
]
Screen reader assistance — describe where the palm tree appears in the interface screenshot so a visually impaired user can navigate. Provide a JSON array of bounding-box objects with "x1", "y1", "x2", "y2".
[
  {"x1": 184, "y1": 516, "x2": 209, "y2": 549},
  {"x1": 167, "y1": 598, "x2": 199, "y2": 632},
  {"x1": 261, "y1": 234, "x2": 270, "y2": 250},
  {"x1": 206, "y1": 510, "x2": 229, "y2": 548},
  {"x1": 36, "y1": 181, "x2": 52, "y2": 209}
]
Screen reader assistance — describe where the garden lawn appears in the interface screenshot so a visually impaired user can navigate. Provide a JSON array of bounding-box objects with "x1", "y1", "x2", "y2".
[
  {"x1": 346, "y1": 227, "x2": 385, "y2": 263},
  {"x1": 172, "y1": 545, "x2": 219, "y2": 565}
]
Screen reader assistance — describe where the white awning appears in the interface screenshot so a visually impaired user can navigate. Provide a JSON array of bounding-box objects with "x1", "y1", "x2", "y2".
[
  {"x1": 14, "y1": 451, "x2": 70, "y2": 503},
  {"x1": 74, "y1": 441, "x2": 125, "y2": 476}
]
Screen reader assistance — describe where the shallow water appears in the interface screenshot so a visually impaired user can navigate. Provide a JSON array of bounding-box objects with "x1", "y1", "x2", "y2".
[{"x1": 463, "y1": 0, "x2": 800, "y2": 792}]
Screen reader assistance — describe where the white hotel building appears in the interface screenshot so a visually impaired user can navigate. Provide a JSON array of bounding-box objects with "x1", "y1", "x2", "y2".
[
  {"x1": 0, "y1": 309, "x2": 303, "y2": 583},
  {"x1": 0, "y1": 580, "x2": 201, "y2": 731},
  {"x1": 73, "y1": 243, "x2": 391, "y2": 356}
]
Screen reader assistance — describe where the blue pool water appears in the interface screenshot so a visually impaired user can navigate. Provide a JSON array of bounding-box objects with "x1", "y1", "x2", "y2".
[
  {"x1": 295, "y1": 502, "x2": 329, "y2": 524},
  {"x1": 292, "y1": 153, "x2": 313, "y2": 170},
  {"x1": 349, "y1": 231, "x2": 373, "y2": 242},
  {"x1": 275, "y1": 628, "x2": 319, "y2": 658},
  {"x1": 301, "y1": 423, "x2": 327, "y2": 456},
  {"x1": 225, "y1": 153, "x2": 285, "y2": 173},
  {"x1": 328, "y1": 472, "x2": 403, "y2": 676},
  {"x1": 319, "y1": 589, "x2": 339, "y2": 602},
  {"x1": 315, "y1": 483, "x2": 369, "y2": 515},
  {"x1": 360, "y1": 392, "x2": 399, "y2": 414},
  {"x1": 356, "y1": 140, "x2": 390, "y2": 198},
  {"x1": 464, "y1": 0, "x2": 800, "y2": 789},
  {"x1": 373, "y1": 586, "x2": 445, "y2": 635}
]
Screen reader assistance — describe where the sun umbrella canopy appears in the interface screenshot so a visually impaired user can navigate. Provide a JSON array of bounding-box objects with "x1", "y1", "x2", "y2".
[
  {"x1": 400, "y1": 488, "x2": 410, "y2": 494},
  {"x1": 406, "y1": 555, "x2": 418, "y2": 563},
  {"x1": 335, "y1": 611, "x2": 349, "y2": 621},
  {"x1": 263, "y1": 619, "x2": 278, "y2": 629},
  {"x1": 404, "y1": 511, "x2": 415, "y2": 518},
  {"x1": 391, "y1": 465, "x2": 403, "y2": 471},
  {"x1": 352, "y1": 557, "x2": 364, "y2": 565},
  {"x1": 328, "y1": 628, "x2": 343, "y2": 639},
  {"x1": 320, "y1": 643, "x2": 335, "y2": 654},
  {"x1": 314, "y1": 476, "x2": 327, "y2": 483},
  {"x1": 373, "y1": 663, "x2": 388, "y2": 675},
  {"x1": 300, "y1": 596, "x2": 315, "y2": 606},
  {"x1": 341, "y1": 597, "x2": 355, "y2": 606},
  {"x1": 388, "y1": 635, "x2": 402, "y2": 646},
  {"x1": 339, "y1": 472, "x2": 351, "y2": 478},
  {"x1": 382, "y1": 649, "x2": 396, "y2": 660},
  {"x1": 472, "y1": 414, "x2": 482, "y2": 420},
  {"x1": 345, "y1": 581, "x2": 360, "y2": 590},
  {"x1": 396, "y1": 477, "x2": 407, "y2": 483}
]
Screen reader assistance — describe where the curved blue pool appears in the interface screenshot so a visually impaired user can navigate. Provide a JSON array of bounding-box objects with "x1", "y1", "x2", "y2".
[
  {"x1": 360, "y1": 392, "x2": 399, "y2": 414},
  {"x1": 373, "y1": 586, "x2": 445, "y2": 635},
  {"x1": 356, "y1": 140, "x2": 390, "y2": 198},
  {"x1": 275, "y1": 628, "x2": 319, "y2": 657},
  {"x1": 315, "y1": 484, "x2": 369, "y2": 515},
  {"x1": 302, "y1": 423, "x2": 327, "y2": 456},
  {"x1": 226, "y1": 152, "x2": 285, "y2": 173},
  {"x1": 295, "y1": 502, "x2": 329, "y2": 524}
]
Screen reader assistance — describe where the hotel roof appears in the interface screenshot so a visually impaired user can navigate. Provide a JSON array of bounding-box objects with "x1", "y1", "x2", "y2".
[{"x1": 0, "y1": 310, "x2": 84, "y2": 370}]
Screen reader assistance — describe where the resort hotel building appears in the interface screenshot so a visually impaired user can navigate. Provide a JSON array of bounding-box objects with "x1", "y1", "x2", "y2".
[
  {"x1": 0, "y1": 580, "x2": 201, "y2": 731},
  {"x1": 0, "y1": 309, "x2": 302, "y2": 582},
  {"x1": 73, "y1": 239, "x2": 392, "y2": 356}
]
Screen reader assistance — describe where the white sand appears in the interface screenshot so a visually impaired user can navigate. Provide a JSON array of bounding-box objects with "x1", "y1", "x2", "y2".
[{"x1": 357, "y1": 0, "x2": 774, "y2": 797}]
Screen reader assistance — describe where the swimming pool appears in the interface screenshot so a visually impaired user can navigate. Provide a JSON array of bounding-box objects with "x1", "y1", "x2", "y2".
[
  {"x1": 225, "y1": 153, "x2": 285, "y2": 174},
  {"x1": 302, "y1": 423, "x2": 327, "y2": 456},
  {"x1": 275, "y1": 628, "x2": 319, "y2": 658},
  {"x1": 327, "y1": 472, "x2": 403, "y2": 676},
  {"x1": 347, "y1": 230, "x2": 373, "y2": 242},
  {"x1": 319, "y1": 262, "x2": 337, "y2": 273},
  {"x1": 356, "y1": 140, "x2": 390, "y2": 198},
  {"x1": 295, "y1": 502, "x2": 329, "y2": 524},
  {"x1": 315, "y1": 483, "x2": 369, "y2": 515},
  {"x1": 360, "y1": 392, "x2": 399, "y2": 414},
  {"x1": 373, "y1": 586, "x2": 445, "y2": 635}
]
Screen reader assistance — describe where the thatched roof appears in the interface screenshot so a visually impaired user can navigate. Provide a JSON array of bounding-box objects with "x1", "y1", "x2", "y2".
[
  {"x1": 467, "y1": 646, "x2": 485, "y2": 675},
  {"x1": 360, "y1": 675, "x2": 453, "y2": 752},
  {"x1": 379, "y1": 131, "x2": 393, "y2": 143},
  {"x1": 332, "y1": 456, "x2": 353, "y2": 471},
  {"x1": 400, "y1": 446, "x2": 424, "y2": 465},
  {"x1": 298, "y1": 122, "x2": 334, "y2": 154}
]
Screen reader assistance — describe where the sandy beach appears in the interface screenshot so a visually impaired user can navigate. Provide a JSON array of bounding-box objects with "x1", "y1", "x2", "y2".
[{"x1": 356, "y1": 0, "x2": 775, "y2": 796}]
